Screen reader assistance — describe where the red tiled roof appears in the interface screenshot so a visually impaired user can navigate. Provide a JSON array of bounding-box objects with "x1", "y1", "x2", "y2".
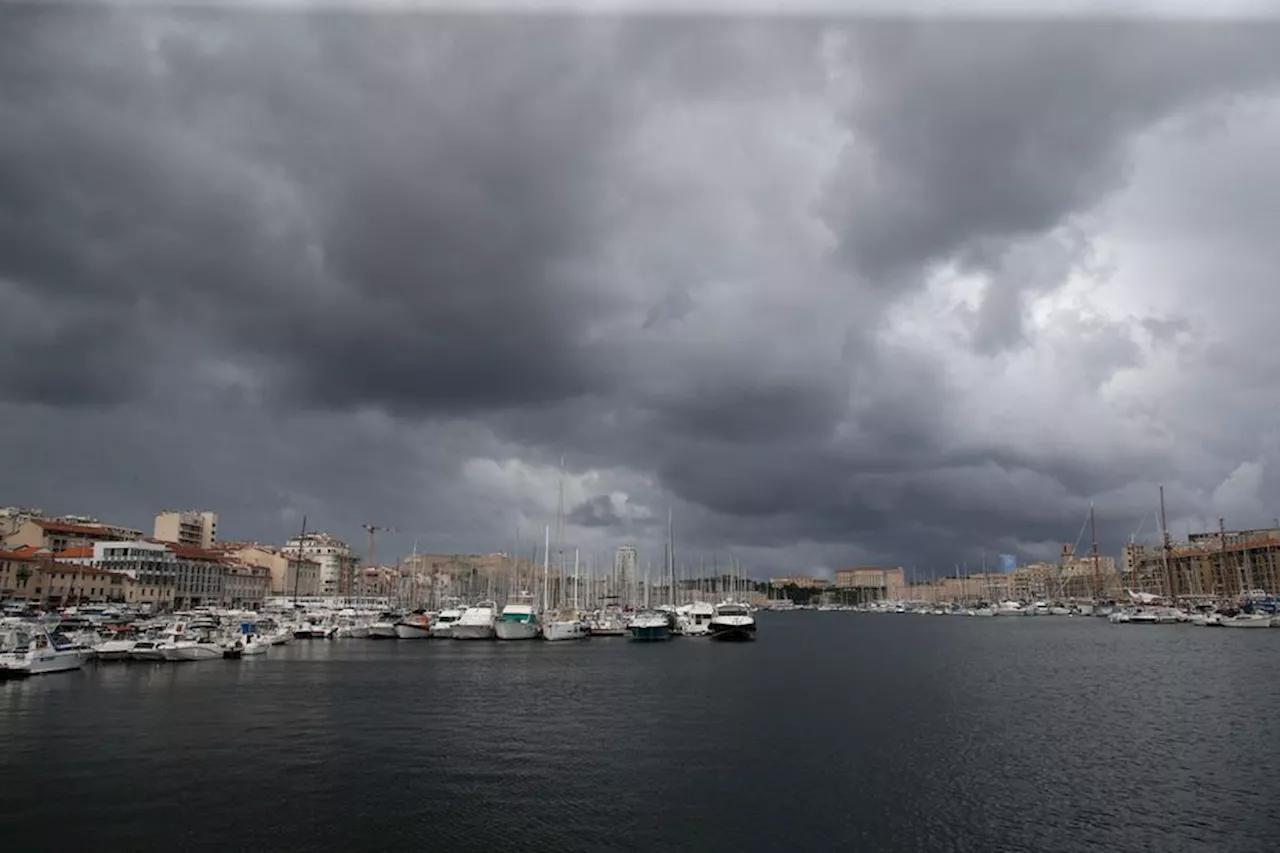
[
  {"x1": 54, "y1": 546, "x2": 96, "y2": 559},
  {"x1": 0, "y1": 548, "x2": 39, "y2": 562}
]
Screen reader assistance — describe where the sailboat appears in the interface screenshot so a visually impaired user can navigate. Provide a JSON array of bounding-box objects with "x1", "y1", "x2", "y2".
[{"x1": 544, "y1": 548, "x2": 589, "y2": 641}]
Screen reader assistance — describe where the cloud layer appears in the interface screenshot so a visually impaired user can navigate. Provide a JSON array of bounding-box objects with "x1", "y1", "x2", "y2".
[{"x1": 5, "y1": 9, "x2": 1280, "y2": 575}]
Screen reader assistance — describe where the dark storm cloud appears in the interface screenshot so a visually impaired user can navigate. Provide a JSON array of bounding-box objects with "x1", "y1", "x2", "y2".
[
  {"x1": 0, "y1": 9, "x2": 637, "y2": 413},
  {"x1": 566, "y1": 495, "x2": 623, "y2": 527},
  {"x1": 5, "y1": 10, "x2": 1280, "y2": 573}
]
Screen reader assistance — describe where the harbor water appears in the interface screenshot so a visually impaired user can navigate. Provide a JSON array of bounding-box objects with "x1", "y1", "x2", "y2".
[{"x1": 3, "y1": 613, "x2": 1278, "y2": 852}]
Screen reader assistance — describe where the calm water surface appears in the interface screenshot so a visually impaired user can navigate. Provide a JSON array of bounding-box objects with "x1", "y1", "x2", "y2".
[{"x1": 3, "y1": 615, "x2": 1277, "y2": 852}]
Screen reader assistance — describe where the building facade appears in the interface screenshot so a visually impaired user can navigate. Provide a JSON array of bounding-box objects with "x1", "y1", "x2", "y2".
[
  {"x1": 3, "y1": 518, "x2": 142, "y2": 553},
  {"x1": 614, "y1": 545, "x2": 637, "y2": 605},
  {"x1": 153, "y1": 510, "x2": 219, "y2": 549},
  {"x1": 283, "y1": 533, "x2": 352, "y2": 597}
]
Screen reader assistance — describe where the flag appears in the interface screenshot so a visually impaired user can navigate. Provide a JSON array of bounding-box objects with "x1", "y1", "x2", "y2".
[{"x1": 999, "y1": 554, "x2": 1017, "y2": 573}]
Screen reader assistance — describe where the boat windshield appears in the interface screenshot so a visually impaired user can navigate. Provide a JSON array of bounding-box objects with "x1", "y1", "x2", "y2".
[{"x1": 717, "y1": 606, "x2": 749, "y2": 616}]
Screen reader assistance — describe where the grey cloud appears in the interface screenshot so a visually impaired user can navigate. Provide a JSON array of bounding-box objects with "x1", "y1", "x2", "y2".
[
  {"x1": 567, "y1": 495, "x2": 623, "y2": 528},
  {"x1": 4, "y1": 12, "x2": 1280, "y2": 574}
]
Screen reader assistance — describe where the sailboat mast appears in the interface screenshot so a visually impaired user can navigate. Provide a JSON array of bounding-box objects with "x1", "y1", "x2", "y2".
[
  {"x1": 1089, "y1": 503, "x2": 1100, "y2": 600},
  {"x1": 542, "y1": 524, "x2": 550, "y2": 613},
  {"x1": 1159, "y1": 484, "x2": 1174, "y2": 600},
  {"x1": 572, "y1": 548, "x2": 580, "y2": 610}
]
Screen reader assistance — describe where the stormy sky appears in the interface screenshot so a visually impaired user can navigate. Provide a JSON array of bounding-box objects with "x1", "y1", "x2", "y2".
[{"x1": 4, "y1": 5, "x2": 1280, "y2": 576}]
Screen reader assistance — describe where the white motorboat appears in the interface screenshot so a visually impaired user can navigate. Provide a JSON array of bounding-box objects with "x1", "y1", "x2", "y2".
[
  {"x1": 495, "y1": 598, "x2": 540, "y2": 641},
  {"x1": 394, "y1": 611, "x2": 433, "y2": 639},
  {"x1": 1222, "y1": 612, "x2": 1271, "y2": 628},
  {"x1": 158, "y1": 622, "x2": 224, "y2": 662},
  {"x1": 429, "y1": 606, "x2": 465, "y2": 638},
  {"x1": 0, "y1": 625, "x2": 87, "y2": 678},
  {"x1": 676, "y1": 601, "x2": 715, "y2": 636},
  {"x1": 708, "y1": 600, "x2": 756, "y2": 641},
  {"x1": 223, "y1": 623, "x2": 271, "y2": 658},
  {"x1": 92, "y1": 627, "x2": 140, "y2": 661},
  {"x1": 451, "y1": 601, "x2": 497, "y2": 640}
]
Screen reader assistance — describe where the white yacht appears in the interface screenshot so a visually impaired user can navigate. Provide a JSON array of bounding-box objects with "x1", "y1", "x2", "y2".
[
  {"x1": 1221, "y1": 612, "x2": 1271, "y2": 628},
  {"x1": 676, "y1": 601, "x2": 715, "y2": 636},
  {"x1": 429, "y1": 605, "x2": 465, "y2": 638},
  {"x1": 0, "y1": 624, "x2": 88, "y2": 677},
  {"x1": 158, "y1": 622, "x2": 224, "y2": 661},
  {"x1": 452, "y1": 600, "x2": 497, "y2": 640},
  {"x1": 92, "y1": 626, "x2": 140, "y2": 661},
  {"x1": 708, "y1": 600, "x2": 757, "y2": 641},
  {"x1": 223, "y1": 626, "x2": 271, "y2": 658},
  {"x1": 495, "y1": 596, "x2": 540, "y2": 641}
]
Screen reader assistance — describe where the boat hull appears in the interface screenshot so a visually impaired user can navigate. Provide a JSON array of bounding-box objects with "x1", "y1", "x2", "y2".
[
  {"x1": 628, "y1": 624, "x2": 671, "y2": 642},
  {"x1": 495, "y1": 620, "x2": 540, "y2": 641},
  {"x1": 708, "y1": 622, "x2": 757, "y2": 641},
  {"x1": 368, "y1": 624, "x2": 399, "y2": 640},
  {"x1": 393, "y1": 623, "x2": 432, "y2": 640},
  {"x1": 0, "y1": 649, "x2": 85, "y2": 677},
  {"x1": 173, "y1": 644, "x2": 224, "y2": 661},
  {"x1": 1222, "y1": 616, "x2": 1271, "y2": 628},
  {"x1": 428, "y1": 624, "x2": 454, "y2": 639},
  {"x1": 451, "y1": 623, "x2": 495, "y2": 640},
  {"x1": 542, "y1": 621, "x2": 588, "y2": 641}
]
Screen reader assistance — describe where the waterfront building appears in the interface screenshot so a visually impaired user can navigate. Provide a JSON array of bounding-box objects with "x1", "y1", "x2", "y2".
[
  {"x1": 2, "y1": 516, "x2": 142, "y2": 552},
  {"x1": 283, "y1": 532, "x2": 352, "y2": 597},
  {"x1": 153, "y1": 510, "x2": 219, "y2": 549}
]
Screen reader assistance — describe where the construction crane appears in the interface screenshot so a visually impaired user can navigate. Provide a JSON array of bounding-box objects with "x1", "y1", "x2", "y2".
[{"x1": 360, "y1": 523, "x2": 394, "y2": 599}]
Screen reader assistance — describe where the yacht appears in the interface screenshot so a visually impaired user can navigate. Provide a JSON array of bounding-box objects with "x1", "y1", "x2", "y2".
[
  {"x1": 542, "y1": 609, "x2": 589, "y2": 642},
  {"x1": 628, "y1": 609, "x2": 673, "y2": 642},
  {"x1": 708, "y1": 600, "x2": 757, "y2": 641},
  {"x1": 223, "y1": 625, "x2": 270, "y2": 658},
  {"x1": 588, "y1": 601, "x2": 628, "y2": 636},
  {"x1": 495, "y1": 595, "x2": 540, "y2": 641},
  {"x1": 0, "y1": 624, "x2": 88, "y2": 678},
  {"x1": 394, "y1": 610, "x2": 433, "y2": 640},
  {"x1": 429, "y1": 605, "x2": 465, "y2": 638},
  {"x1": 1221, "y1": 612, "x2": 1271, "y2": 628},
  {"x1": 92, "y1": 626, "x2": 140, "y2": 661},
  {"x1": 451, "y1": 600, "x2": 497, "y2": 640},
  {"x1": 158, "y1": 622, "x2": 224, "y2": 661},
  {"x1": 676, "y1": 601, "x2": 715, "y2": 636}
]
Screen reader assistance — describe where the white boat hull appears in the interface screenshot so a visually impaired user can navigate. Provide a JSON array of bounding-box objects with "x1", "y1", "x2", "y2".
[
  {"x1": 368, "y1": 623, "x2": 399, "y2": 640},
  {"x1": 495, "y1": 620, "x2": 540, "y2": 641},
  {"x1": 451, "y1": 623, "x2": 495, "y2": 640},
  {"x1": 428, "y1": 623, "x2": 454, "y2": 638},
  {"x1": 394, "y1": 623, "x2": 432, "y2": 640},
  {"x1": 0, "y1": 648, "x2": 86, "y2": 677},
  {"x1": 172, "y1": 643, "x2": 224, "y2": 661},
  {"x1": 1222, "y1": 615, "x2": 1271, "y2": 628},
  {"x1": 93, "y1": 640, "x2": 137, "y2": 660},
  {"x1": 542, "y1": 621, "x2": 588, "y2": 641},
  {"x1": 129, "y1": 644, "x2": 167, "y2": 661}
]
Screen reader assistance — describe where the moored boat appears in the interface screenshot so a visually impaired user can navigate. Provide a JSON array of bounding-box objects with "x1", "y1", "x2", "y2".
[
  {"x1": 708, "y1": 600, "x2": 756, "y2": 641},
  {"x1": 0, "y1": 624, "x2": 87, "y2": 678},
  {"x1": 452, "y1": 600, "x2": 497, "y2": 640}
]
